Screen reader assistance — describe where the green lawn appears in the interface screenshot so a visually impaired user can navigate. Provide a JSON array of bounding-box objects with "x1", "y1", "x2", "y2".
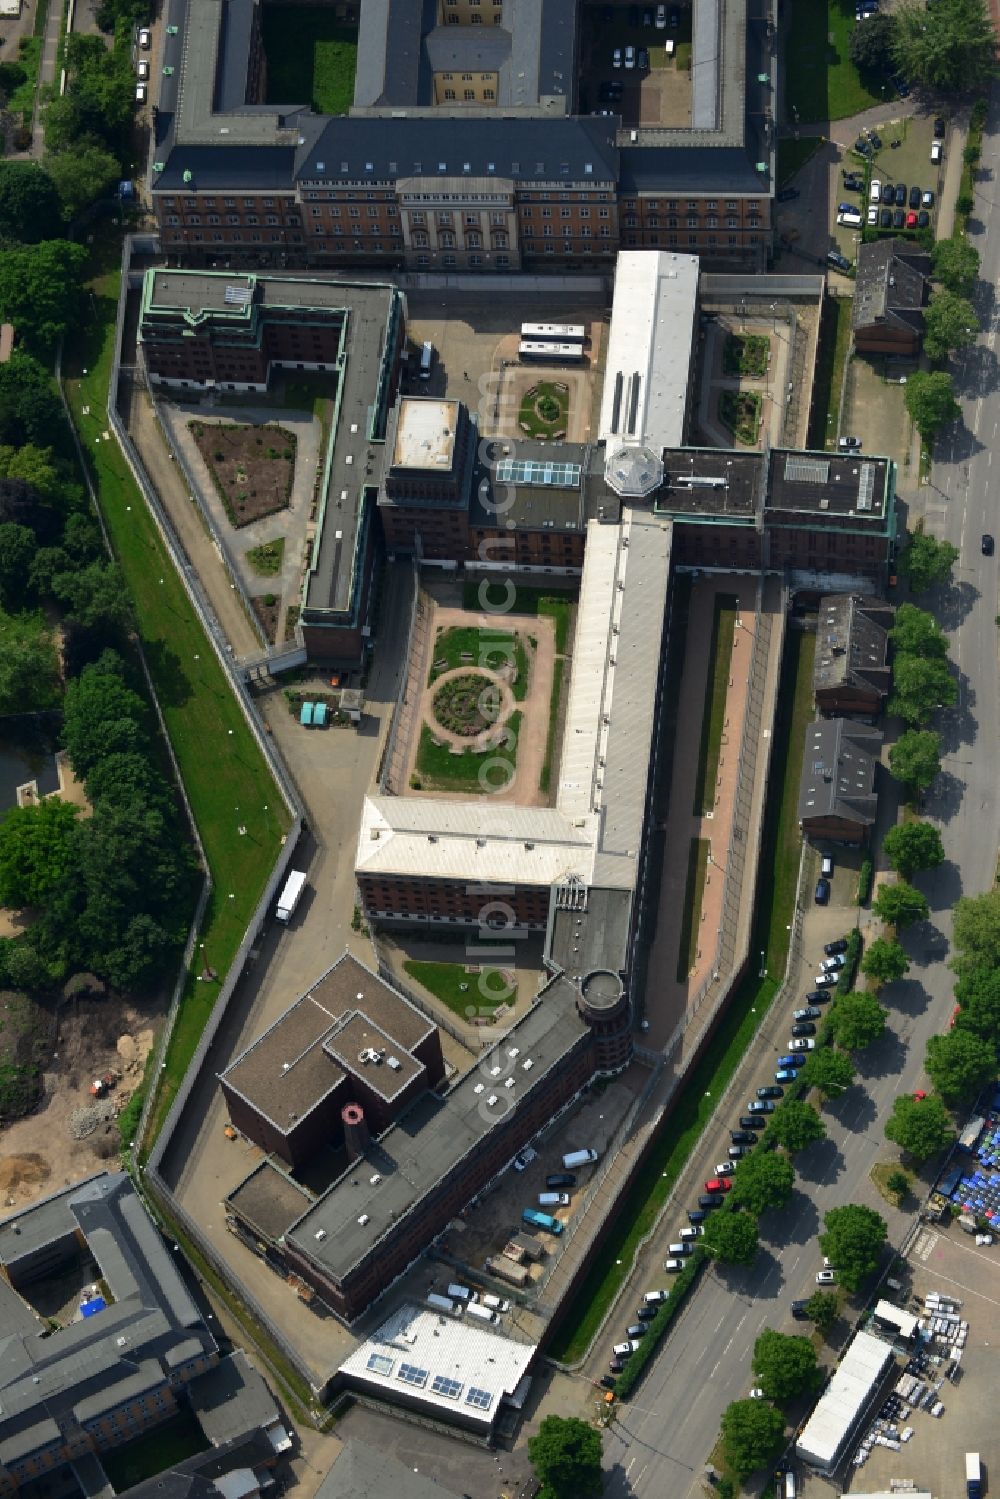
[
  {"x1": 261, "y1": 6, "x2": 358, "y2": 114},
  {"x1": 518, "y1": 380, "x2": 570, "y2": 438},
  {"x1": 60, "y1": 235, "x2": 289, "y2": 1150},
  {"x1": 547, "y1": 628, "x2": 815, "y2": 1364},
  {"x1": 403, "y1": 958, "x2": 516, "y2": 1020},
  {"x1": 429, "y1": 624, "x2": 517, "y2": 681},
  {"x1": 102, "y1": 1413, "x2": 208, "y2": 1494},
  {"x1": 777, "y1": 136, "x2": 823, "y2": 186},
  {"x1": 539, "y1": 657, "x2": 565, "y2": 797},
  {"x1": 807, "y1": 296, "x2": 854, "y2": 450},
  {"x1": 785, "y1": 0, "x2": 888, "y2": 122},
  {"x1": 414, "y1": 711, "x2": 521, "y2": 793},
  {"x1": 462, "y1": 583, "x2": 574, "y2": 655},
  {"x1": 676, "y1": 837, "x2": 711, "y2": 983},
  {"x1": 692, "y1": 594, "x2": 739, "y2": 814}
]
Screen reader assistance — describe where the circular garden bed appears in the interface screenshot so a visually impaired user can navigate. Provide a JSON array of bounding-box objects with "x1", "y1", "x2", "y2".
[{"x1": 432, "y1": 672, "x2": 503, "y2": 737}]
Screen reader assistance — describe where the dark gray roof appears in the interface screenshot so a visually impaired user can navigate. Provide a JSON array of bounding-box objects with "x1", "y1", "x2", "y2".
[
  {"x1": 315, "y1": 1439, "x2": 464, "y2": 1499},
  {"x1": 188, "y1": 1352, "x2": 279, "y2": 1448},
  {"x1": 547, "y1": 887, "x2": 633, "y2": 985},
  {"x1": 620, "y1": 146, "x2": 767, "y2": 195},
  {"x1": 353, "y1": 0, "x2": 437, "y2": 107},
  {"x1": 798, "y1": 718, "x2": 882, "y2": 830},
  {"x1": 852, "y1": 239, "x2": 931, "y2": 336},
  {"x1": 813, "y1": 595, "x2": 892, "y2": 700},
  {"x1": 470, "y1": 437, "x2": 591, "y2": 532}
]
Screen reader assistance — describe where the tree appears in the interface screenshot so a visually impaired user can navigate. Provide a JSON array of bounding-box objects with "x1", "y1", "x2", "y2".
[
  {"x1": 0, "y1": 356, "x2": 66, "y2": 449},
  {"x1": 886, "y1": 1168, "x2": 911, "y2": 1199},
  {"x1": 527, "y1": 1416, "x2": 603, "y2": 1499},
  {"x1": 0, "y1": 163, "x2": 63, "y2": 245},
  {"x1": 830, "y1": 991, "x2": 888, "y2": 1051},
  {"x1": 61, "y1": 650, "x2": 149, "y2": 779},
  {"x1": 0, "y1": 522, "x2": 37, "y2": 607},
  {"x1": 44, "y1": 143, "x2": 121, "y2": 221},
  {"x1": 729, "y1": 1149, "x2": 795, "y2": 1214},
  {"x1": 899, "y1": 531, "x2": 960, "y2": 593},
  {"x1": 951, "y1": 888, "x2": 1000, "y2": 976},
  {"x1": 924, "y1": 290, "x2": 979, "y2": 362},
  {"x1": 890, "y1": 603, "x2": 949, "y2": 660},
  {"x1": 52, "y1": 560, "x2": 133, "y2": 631},
  {"x1": 955, "y1": 966, "x2": 1000, "y2": 1043},
  {"x1": 925, "y1": 1029, "x2": 997, "y2": 1104},
  {"x1": 872, "y1": 879, "x2": 930, "y2": 929},
  {"x1": 849, "y1": 9, "x2": 898, "y2": 71},
  {"x1": 0, "y1": 798, "x2": 80, "y2": 909},
  {"x1": 805, "y1": 1291, "x2": 839, "y2": 1335},
  {"x1": 904, "y1": 370, "x2": 961, "y2": 442},
  {"x1": 0, "y1": 240, "x2": 88, "y2": 351},
  {"x1": 892, "y1": 0, "x2": 996, "y2": 93},
  {"x1": 702, "y1": 1209, "x2": 760, "y2": 1264},
  {"x1": 883, "y1": 821, "x2": 945, "y2": 880},
  {"x1": 800, "y1": 1047, "x2": 857, "y2": 1099},
  {"x1": 819, "y1": 1204, "x2": 887, "y2": 1292},
  {"x1": 888, "y1": 729, "x2": 942, "y2": 792},
  {"x1": 752, "y1": 1330, "x2": 822, "y2": 1403},
  {"x1": 889, "y1": 653, "x2": 958, "y2": 725},
  {"x1": 932, "y1": 236, "x2": 980, "y2": 297},
  {"x1": 0, "y1": 611, "x2": 61, "y2": 716},
  {"x1": 3, "y1": 939, "x2": 53, "y2": 992},
  {"x1": 766, "y1": 1100, "x2": 825, "y2": 1154},
  {"x1": 84, "y1": 751, "x2": 172, "y2": 814},
  {"x1": 884, "y1": 1091, "x2": 957, "y2": 1161},
  {"x1": 861, "y1": 937, "x2": 910, "y2": 987},
  {"x1": 0, "y1": 442, "x2": 61, "y2": 501},
  {"x1": 720, "y1": 1399, "x2": 785, "y2": 1479}
]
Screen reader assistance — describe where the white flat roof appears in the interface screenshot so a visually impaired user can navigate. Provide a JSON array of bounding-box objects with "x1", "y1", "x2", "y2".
[
  {"x1": 599, "y1": 250, "x2": 699, "y2": 451},
  {"x1": 873, "y1": 1299, "x2": 918, "y2": 1339},
  {"x1": 392, "y1": 398, "x2": 459, "y2": 470},
  {"x1": 339, "y1": 1303, "x2": 536, "y2": 1429},
  {"x1": 796, "y1": 1330, "x2": 894, "y2": 1471}
]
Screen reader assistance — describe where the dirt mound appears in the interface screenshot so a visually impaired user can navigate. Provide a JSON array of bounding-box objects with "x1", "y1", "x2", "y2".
[{"x1": 0, "y1": 1153, "x2": 50, "y2": 1197}]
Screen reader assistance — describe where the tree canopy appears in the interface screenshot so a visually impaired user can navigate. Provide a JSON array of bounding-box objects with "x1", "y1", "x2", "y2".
[
  {"x1": 528, "y1": 1416, "x2": 603, "y2": 1499},
  {"x1": 805, "y1": 1291, "x2": 839, "y2": 1335},
  {"x1": 899, "y1": 532, "x2": 960, "y2": 593},
  {"x1": 888, "y1": 729, "x2": 941, "y2": 792},
  {"x1": 819, "y1": 1204, "x2": 887, "y2": 1292},
  {"x1": 0, "y1": 163, "x2": 63, "y2": 244},
  {"x1": 720, "y1": 1399, "x2": 785, "y2": 1479},
  {"x1": 923, "y1": 290, "x2": 979, "y2": 362},
  {"x1": 752, "y1": 1330, "x2": 822, "y2": 1403},
  {"x1": 702, "y1": 1209, "x2": 760, "y2": 1264},
  {"x1": 872, "y1": 879, "x2": 930, "y2": 929},
  {"x1": 0, "y1": 240, "x2": 88, "y2": 351},
  {"x1": 799, "y1": 1047, "x2": 857, "y2": 1098},
  {"x1": 0, "y1": 356, "x2": 66, "y2": 450},
  {"x1": 884, "y1": 1092, "x2": 957, "y2": 1162},
  {"x1": 0, "y1": 797, "x2": 80, "y2": 909},
  {"x1": 883, "y1": 820, "x2": 945, "y2": 880},
  {"x1": 892, "y1": 0, "x2": 996, "y2": 92},
  {"x1": 860, "y1": 937, "x2": 910, "y2": 987},
  {"x1": 44, "y1": 144, "x2": 122, "y2": 222},
  {"x1": 766, "y1": 1100, "x2": 825, "y2": 1154},
  {"x1": 925, "y1": 1028, "x2": 997, "y2": 1104},
  {"x1": 904, "y1": 370, "x2": 961, "y2": 442},
  {"x1": 0, "y1": 523, "x2": 38, "y2": 608},
  {"x1": 0, "y1": 610, "x2": 61, "y2": 717},
  {"x1": 730, "y1": 1149, "x2": 795, "y2": 1214},
  {"x1": 951, "y1": 888, "x2": 1000, "y2": 976},
  {"x1": 849, "y1": 9, "x2": 898, "y2": 71},
  {"x1": 889, "y1": 652, "x2": 958, "y2": 725},
  {"x1": 954, "y1": 965, "x2": 1000, "y2": 1044},
  {"x1": 932, "y1": 236, "x2": 980, "y2": 297},
  {"x1": 890, "y1": 603, "x2": 949, "y2": 660},
  {"x1": 829, "y1": 991, "x2": 888, "y2": 1051},
  {"x1": 61, "y1": 651, "x2": 149, "y2": 779}
]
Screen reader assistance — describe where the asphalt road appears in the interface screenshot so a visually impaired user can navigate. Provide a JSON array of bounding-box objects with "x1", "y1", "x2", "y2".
[{"x1": 602, "y1": 95, "x2": 1000, "y2": 1496}]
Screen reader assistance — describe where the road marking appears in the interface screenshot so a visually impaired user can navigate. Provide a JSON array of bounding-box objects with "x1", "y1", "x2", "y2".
[{"x1": 914, "y1": 1229, "x2": 938, "y2": 1261}]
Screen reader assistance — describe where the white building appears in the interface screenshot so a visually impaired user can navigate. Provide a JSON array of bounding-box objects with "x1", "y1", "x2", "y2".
[{"x1": 795, "y1": 1329, "x2": 895, "y2": 1473}]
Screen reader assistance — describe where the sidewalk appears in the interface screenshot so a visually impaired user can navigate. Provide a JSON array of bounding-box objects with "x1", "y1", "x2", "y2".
[{"x1": 30, "y1": 0, "x2": 63, "y2": 158}]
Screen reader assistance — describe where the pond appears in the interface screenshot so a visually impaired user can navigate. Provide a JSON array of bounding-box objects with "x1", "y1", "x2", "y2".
[{"x1": 0, "y1": 727, "x2": 60, "y2": 813}]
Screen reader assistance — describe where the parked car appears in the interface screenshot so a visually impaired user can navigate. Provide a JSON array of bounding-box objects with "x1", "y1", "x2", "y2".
[
  {"x1": 546, "y1": 1173, "x2": 576, "y2": 1189},
  {"x1": 821, "y1": 954, "x2": 846, "y2": 971},
  {"x1": 625, "y1": 1323, "x2": 648, "y2": 1338},
  {"x1": 613, "y1": 1340, "x2": 640, "y2": 1355},
  {"x1": 730, "y1": 1129, "x2": 758, "y2": 1145},
  {"x1": 637, "y1": 1305, "x2": 658, "y2": 1320},
  {"x1": 813, "y1": 972, "x2": 837, "y2": 987},
  {"x1": 665, "y1": 1260, "x2": 686, "y2": 1273},
  {"x1": 704, "y1": 1178, "x2": 733, "y2": 1193},
  {"x1": 643, "y1": 6, "x2": 653, "y2": 22},
  {"x1": 668, "y1": 1242, "x2": 694, "y2": 1256},
  {"x1": 791, "y1": 1299, "x2": 810, "y2": 1320},
  {"x1": 836, "y1": 211, "x2": 862, "y2": 228},
  {"x1": 791, "y1": 1022, "x2": 817, "y2": 1038},
  {"x1": 775, "y1": 1068, "x2": 800, "y2": 1084},
  {"x1": 757, "y1": 1085, "x2": 784, "y2": 1099},
  {"x1": 934, "y1": 116, "x2": 945, "y2": 138},
  {"x1": 638, "y1": 46, "x2": 649, "y2": 67},
  {"x1": 609, "y1": 1359, "x2": 625, "y2": 1373},
  {"x1": 738, "y1": 1115, "x2": 768, "y2": 1130},
  {"x1": 777, "y1": 187, "x2": 800, "y2": 202},
  {"x1": 624, "y1": 44, "x2": 636, "y2": 67},
  {"x1": 137, "y1": 58, "x2": 150, "y2": 79},
  {"x1": 907, "y1": 183, "x2": 920, "y2": 209},
  {"x1": 698, "y1": 1193, "x2": 725, "y2": 1209},
  {"x1": 866, "y1": 206, "x2": 878, "y2": 226},
  {"x1": 880, "y1": 207, "x2": 892, "y2": 228},
  {"x1": 778, "y1": 1053, "x2": 806, "y2": 1069},
  {"x1": 613, "y1": 47, "x2": 623, "y2": 66},
  {"x1": 793, "y1": 1006, "x2": 821, "y2": 1021},
  {"x1": 789, "y1": 1037, "x2": 817, "y2": 1051},
  {"x1": 931, "y1": 140, "x2": 942, "y2": 163},
  {"x1": 728, "y1": 1144, "x2": 749, "y2": 1158},
  {"x1": 922, "y1": 189, "x2": 934, "y2": 206},
  {"x1": 905, "y1": 211, "x2": 917, "y2": 228},
  {"x1": 894, "y1": 183, "x2": 906, "y2": 206},
  {"x1": 687, "y1": 1208, "x2": 707, "y2": 1223},
  {"x1": 747, "y1": 1099, "x2": 776, "y2": 1114},
  {"x1": 714, "y1": 1160, "x2": 738, "y2": 1175},
  {"x1": 655, "y1": 1, "x2": 667, "y2": 22},
  {"x1": 824, "y1": 938, "x2": 848, "y2": 956},
  {"x1": 821, "y1": 853, "x2": 835, "y2": 875},
  {"x1": 513, "y1": 1147, "x2": 537, "y2": 1172},
  {"x1": 837, "y1": 438, "x2": 860, "y2": 452},
  {"x1": 137, "y1": 25, "x2": 150, "y2": 46},
  {"x1": 837, "y1": 201, "x2": 857, "y2": 215},
  {"x1": 816, "y1": 1269, "x2": 837, "y2": 1285},
  {"x1": 893, "y1": 208, "x2": 905, "y2": 228},
  {"x1": 136, "y1": 82, "x2": 146, "y2": 103},
  {"x1": 815, "y1": 877, "x2": 830, "y2": 905},
  {"x1": 869, "y1": 178, "x2": 881, "y2": 203},
  {"x1": 842, "y1": 171, "x2": 863, "y2": 189},
  {"x1": 601, "y1": 1374, "x2": 619, "y2": 1388},
  {"x1": 679, "y1": 1225, "x2": 705, "y2": 1240},
  {"x1": 826, "y1": 249, "x2": 851, "y2": 272},
  {"x1": 749, "y1": 1386, "x2": 765, "y2": 1399}
]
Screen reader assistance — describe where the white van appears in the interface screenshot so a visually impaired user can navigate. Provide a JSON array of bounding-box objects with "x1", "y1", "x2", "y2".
[
  {"x1": 419, "y1": 340, "x2": 433, "y2": 379},
  {"x1": 426, "y1": 1293, "x2": 458, "y2": 1315},
  {"x1": 931, "y1": 140, "x2": 942, "y2": 163},
  {"x1": 447, "y1": 1282, "x2": 474, "y2": 1303},
  {"x1": 482, "y1": 1293, "x2": 510, "y2": 1311},
  {"x1": 538, "y1": 1192, "x2": 570, "y2": 1207},
  {"x1": 784, "y1": 1473, "x2": 797, "y2": 1499},
  {"x1": 642, "y1": 1289, "x2": 668, "y2": 1304},
  {"x1": 466, "y1": 1301, "x2": 497, "y2": 1324},
  {"x1": 562, "y1": 1148, "x2": 598, "y2": 1170}
]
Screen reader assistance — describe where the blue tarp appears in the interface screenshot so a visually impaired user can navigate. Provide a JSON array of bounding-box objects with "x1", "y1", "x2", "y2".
[{"x1": 80, "y1": 1297, "x2": 106, "y2": 1318}]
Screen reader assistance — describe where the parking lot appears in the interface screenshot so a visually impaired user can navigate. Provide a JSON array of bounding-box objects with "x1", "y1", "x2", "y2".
[
  {"x1": 840, "y1": 352, "x2": 918, "y2": 475},
  {"x1": 824, "y1": 1223, "x2": 1000, "y2": 1496},
  {"x1": 578, "y1": 3, "x2": 693, "y2": 127},
  {"x1": 830, "y1": 112, "x2": 945, "y2": 263}
]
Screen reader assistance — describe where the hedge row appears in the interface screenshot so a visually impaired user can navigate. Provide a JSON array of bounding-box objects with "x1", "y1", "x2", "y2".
[
  {"x1": 857, "y1": 858, "x2": 873, "y2": 906},
  {"x1": 835, "y1": 926, "x2": 862, "y2": 995},
  {"x1": 613, "y1": 1249, "x2": 707, "y2": 1398}
]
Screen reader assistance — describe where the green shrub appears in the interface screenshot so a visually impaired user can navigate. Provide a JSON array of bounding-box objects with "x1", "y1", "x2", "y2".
[
  {"x1": 857, "y1": 858, "x2": 873, "y2": 905},
  {"x1": 613, "y1": 1251, "x2": 706, "y2": 1397},
  {"x1": 835, "y1": 926, "x2": 862, "y2": 995}
]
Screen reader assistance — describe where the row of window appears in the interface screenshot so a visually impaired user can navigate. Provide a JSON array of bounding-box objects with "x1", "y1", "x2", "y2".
[
  {"x1": 623, "y1": 215, "x2": 759, "y2": 229},
  {"x1": 441, "y1": 87, "x2": 496, "y2": 99},
  {"x1": 523, "y1": 206, "x2": 610, "y2": 219},
  {"x1": 523, "y1": 226, "x2": 612, "y2": 238},
  {"x1": 621, "y1": 198, "x2": 762, "y2": 212}
]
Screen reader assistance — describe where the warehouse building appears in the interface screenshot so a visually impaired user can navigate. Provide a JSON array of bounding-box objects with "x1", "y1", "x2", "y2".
[{"x1": 796, "y1": 1329, "x2": 896, "y2": 1473}]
